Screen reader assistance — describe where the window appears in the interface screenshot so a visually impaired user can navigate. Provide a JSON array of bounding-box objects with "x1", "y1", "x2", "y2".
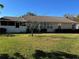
[
  {"x1": 7, "y1": 21, "x2": 15, "y2": 26},
  {"x1": 72, "y1": 24, "x2": 76, "y2": 29},
  {"x1": 1, "y1": 21, "x2": 15, "y2": 26},
  {"x1": 47, "y1": 24, "x2": 53, "y2": 29},
  {"x1": 1, "y1": 21, "x2": 7, "y2": 25},
  {"x1": 16, "y1": 22, "x2": 19, "y2": 28}
]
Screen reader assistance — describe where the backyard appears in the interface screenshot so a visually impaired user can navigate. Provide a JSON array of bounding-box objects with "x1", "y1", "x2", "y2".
[{"x1": 0, "y1": 34, "x2": 79, "y2": 59}]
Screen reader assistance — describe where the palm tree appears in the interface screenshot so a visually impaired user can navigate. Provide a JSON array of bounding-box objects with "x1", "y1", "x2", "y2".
[
  {"x1": 0, "y1": 4, "x2": 4, "y2": 14},
  {"x1": 0, "y1": 4, "x2": 4, "y2": 9}
]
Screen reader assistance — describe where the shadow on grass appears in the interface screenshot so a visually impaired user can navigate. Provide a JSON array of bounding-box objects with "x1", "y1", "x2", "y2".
[
  {"x1": 0, "y1": 52, "x2": 26, "y2": 59},
  {"x1": 33, "y1": 50, "x2": 79, "y2": 59},
  {"x1": 0, "y1": 34, "x2": 16, "y2": 37},
  {"x1": 0, "y1": 50, "x2": 79, "y2": 59}
]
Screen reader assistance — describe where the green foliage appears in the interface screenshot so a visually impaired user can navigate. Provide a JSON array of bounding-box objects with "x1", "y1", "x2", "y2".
[
  {"x1": 77, "y1": 15, "x2": 79, "y2": 19},
  {"x1": 26, "y1": 12, "x2": 37, "y2": 16},
  {"x1": 0, "y1": 4, "x2": 4, "y2": 9},
  {"x1": 22, "y1": 12, "x2": 37, "y2": 17}
]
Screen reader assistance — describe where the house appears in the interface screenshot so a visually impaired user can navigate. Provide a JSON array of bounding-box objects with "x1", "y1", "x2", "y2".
[{"x1": 0, "y1": 16, "x2": 77, "y2": 33}]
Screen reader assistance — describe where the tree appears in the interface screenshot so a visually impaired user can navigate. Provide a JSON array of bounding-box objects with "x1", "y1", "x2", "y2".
[
  {"x1": 26, "y1": 12, "x2": 37, "y2": 16},
  {"x1": 77, "y1": 15, "x2": 79, "y2": 19},
  {"x1": 64, "y1": 14, "x2": 77, "y2": 21},
  {"x1": 64, "y1": 14, "x2": 69, "y2": 18},
  {"x1": 27, "y1": 21, "x2": 40, "y2": 36},
  {"x1": 21, "y1": 12, "x2": 37, "y2": 17},
  {"x1": 0, "y1": 4, "x2": 4, "y2": 13},
  {"x1": 76, "y1": 15, "x2": 79, "y2": 21},
  {"x1": 0, "y1": 4, "x2": 4, "y2": 9},
  {"x1": 64, "y1": 14, "x2": 73, "y2": 18}
]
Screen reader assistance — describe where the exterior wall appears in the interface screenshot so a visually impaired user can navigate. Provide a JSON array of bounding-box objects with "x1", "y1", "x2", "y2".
[
  {"x1": 61, "y1": 24, "x2": 73, "y2": 29},
  {"x1": 0, "y1": 26, "x2": 27, "y2": 33},
  {"x1": 0, "y1": 22, "x2": 73, "y2": 33},
  {"x1": 46, "y1": 24, "x2": 58, "y2": 32},
  {"x1": 46, "y1": 23, "x2": 73, "y2": 32}
]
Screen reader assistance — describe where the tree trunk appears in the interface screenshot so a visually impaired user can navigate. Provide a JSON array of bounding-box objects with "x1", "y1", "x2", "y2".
[{"x1": 31, "y1": 29, "x2": 33, "y2": 36}]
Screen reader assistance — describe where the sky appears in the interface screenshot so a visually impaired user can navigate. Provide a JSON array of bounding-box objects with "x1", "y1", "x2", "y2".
[{"x1": 0, "y1": 0, "x2": 79, "y2": 17}]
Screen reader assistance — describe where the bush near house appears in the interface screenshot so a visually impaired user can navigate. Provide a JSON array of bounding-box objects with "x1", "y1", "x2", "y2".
[{"x1": 55, "y1": 29, "x2": 79, "y2": 33}]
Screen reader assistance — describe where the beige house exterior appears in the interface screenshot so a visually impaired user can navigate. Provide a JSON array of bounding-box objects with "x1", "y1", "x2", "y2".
[{"x1": 0, "y1": 16, "x2": 77, "y2": 33}]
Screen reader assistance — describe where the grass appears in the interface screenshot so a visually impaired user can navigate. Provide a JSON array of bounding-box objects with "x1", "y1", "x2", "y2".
[{"x1": 0, "y1": 34, "x2": 79, "y2": 59}]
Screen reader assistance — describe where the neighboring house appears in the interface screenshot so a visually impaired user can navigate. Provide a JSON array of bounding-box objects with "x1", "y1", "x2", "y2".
[
  {"x1": 64, "y1": 16, "x2": 79, "y2": 29},
  {"x1": 0, "y1": 16, "x2": 77, "y2": 33}
]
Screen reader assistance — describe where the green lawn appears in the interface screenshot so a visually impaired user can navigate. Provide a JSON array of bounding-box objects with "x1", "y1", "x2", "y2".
[{"x1": 0, "y1": 34, "x2": 79, "y2": 59}]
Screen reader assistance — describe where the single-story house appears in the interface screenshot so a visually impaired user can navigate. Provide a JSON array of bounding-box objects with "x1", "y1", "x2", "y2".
[{"x1": 0, "y1": 15, "x2": 78, "y2": 33}]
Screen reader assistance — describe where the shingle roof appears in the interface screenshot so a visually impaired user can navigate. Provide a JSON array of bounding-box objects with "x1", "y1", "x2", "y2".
[
  {"x1": 23, "y1": 16, "x2": 77, "y2": 23},
  {"x1": 0, "y1": 16, "x2": 77, "y2": 23},
  {"x1": 0, "y1": 16, "x2": 26, "y2": 22}
]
